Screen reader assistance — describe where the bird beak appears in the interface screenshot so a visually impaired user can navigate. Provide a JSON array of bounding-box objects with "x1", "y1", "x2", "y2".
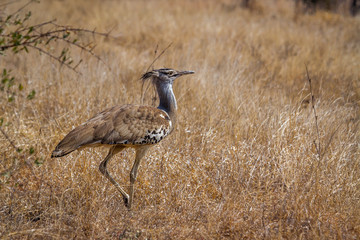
[{"x1": 178, "y1": 70, "x2": 195, "y2": 76}]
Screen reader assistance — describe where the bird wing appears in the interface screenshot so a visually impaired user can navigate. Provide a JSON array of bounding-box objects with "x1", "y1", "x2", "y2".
[
  {"x1": 95, "y1": 104, "x2": 172, "y2": 145},
  {"x1": 51, "y1": 104, "x2": 172, "y2": 157}
]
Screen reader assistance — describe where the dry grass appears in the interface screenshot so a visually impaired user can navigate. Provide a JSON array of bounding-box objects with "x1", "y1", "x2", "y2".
[{"x1": 0, "y1": 0, "x2": 359, "y2": 239}]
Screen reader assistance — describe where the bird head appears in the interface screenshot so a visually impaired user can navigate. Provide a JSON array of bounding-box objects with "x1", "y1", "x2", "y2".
[{"x1": 141, "y1": 68, "x2": 195, "y2": 84}]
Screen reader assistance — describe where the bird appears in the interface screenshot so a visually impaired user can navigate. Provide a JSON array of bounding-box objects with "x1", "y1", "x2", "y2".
[{"x1": 51, "y1": 68, "x2": 195, "y2": 208}]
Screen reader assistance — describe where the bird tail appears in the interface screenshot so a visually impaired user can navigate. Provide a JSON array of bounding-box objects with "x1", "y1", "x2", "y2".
[{"x1": 51, "y1": 124, "x2": 95, "y2": 158}]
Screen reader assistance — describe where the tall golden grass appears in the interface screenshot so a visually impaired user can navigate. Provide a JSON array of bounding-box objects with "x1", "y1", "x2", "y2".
[{"x1": 0, "y1": 0, "x2": 359, "y2": 239}]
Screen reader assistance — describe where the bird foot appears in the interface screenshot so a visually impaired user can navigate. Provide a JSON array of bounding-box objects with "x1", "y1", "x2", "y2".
[{"x1": 123, "y1": 196, "x2": 130, "y2": 208}]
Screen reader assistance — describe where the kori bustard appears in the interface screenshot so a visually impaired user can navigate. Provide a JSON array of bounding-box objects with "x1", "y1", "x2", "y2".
[{"x1": 51, "y1": 68, "x2": 194, "y2": 208}]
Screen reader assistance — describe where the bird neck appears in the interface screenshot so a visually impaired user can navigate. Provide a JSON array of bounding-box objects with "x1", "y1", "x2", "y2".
[{"x1": 156, "y1": 82, "x2": 177, "y2": 127}]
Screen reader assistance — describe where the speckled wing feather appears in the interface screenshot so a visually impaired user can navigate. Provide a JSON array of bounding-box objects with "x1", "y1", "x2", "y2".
[
  {"x1": 99, "y1": 105, "x2": 172, "y2": 145},
  {"x1": 51, "y1": 104, "x2": 172, "y2": 157}
]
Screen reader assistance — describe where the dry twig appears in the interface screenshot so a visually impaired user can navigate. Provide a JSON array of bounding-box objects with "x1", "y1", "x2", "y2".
[{"x1": 305, "y1": 64, "x2": 321, "y2": 161}]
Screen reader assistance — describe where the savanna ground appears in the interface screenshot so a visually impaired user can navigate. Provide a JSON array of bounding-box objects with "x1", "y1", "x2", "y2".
[{"x1": 0, "y1": 0, "x2": 359, "y2": 239}]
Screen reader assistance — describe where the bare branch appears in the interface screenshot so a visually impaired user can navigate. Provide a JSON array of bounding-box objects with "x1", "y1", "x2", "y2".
[
  {"x1": 49, "y1": 35, "x2": 103, "y2": 63},
  {"x1": 305, "y1": 64, "x2": 321, "y2": 161},
  {"x1": 0, "y1": 126, "x2": 18, "y2": 151},
  {"x1": 0, "y1": 0, "x2": 22, "y2": 8},
  {"x1": 28, "y1": 44, "x2": 80, "y2": 74},
  {"x1": 50, "y1": 22, "x2": 112, "y2": 38},
  {"x1": 145, "y1": 42, "x2": 173, "y2": 73},
  {"x1": 141, "y1": 43, "x2": 173, "y2": 104},
  {"x1": 0, "y1": 0, "x2": 33, "y2": 17}
]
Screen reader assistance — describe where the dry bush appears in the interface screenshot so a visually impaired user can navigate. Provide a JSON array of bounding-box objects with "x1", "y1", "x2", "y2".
[{"x1": 0, "y1": 0, "x2": 359, "y2": 239}]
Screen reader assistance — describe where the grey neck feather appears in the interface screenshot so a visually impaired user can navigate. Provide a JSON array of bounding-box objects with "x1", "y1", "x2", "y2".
[{"x1": 155, "y1": 81, "x2": 177, "y2": 128}]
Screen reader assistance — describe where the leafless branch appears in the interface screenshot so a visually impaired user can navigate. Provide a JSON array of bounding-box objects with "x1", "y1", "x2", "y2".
[
  {"x1": 49, "y1": 35, "x2": 103, "y2": 63},
  {"x1": 1, "y1": 0, "x2": 33, "y2": 17},
  {"x1": 145, "y1": 42, "x2": 173, "y2": 73},
  {"x1": 141, "y1": 43, "x2": 173, "y2": 104},
  {"x1": 50, "y1": 22, "x2": 112, "y2": 38},
  {"x1": 305, "y1": 64, "x2": 321, "y2": 161},
  {"x1": 28, "y1": 44, "x2": 80, "y2": 74},
  {"x1": 0, "y1": 0, "x2": 22, "y2": 8},
  {"x1": 0, "y1": 126, "x2": 19, "y2": 151}
]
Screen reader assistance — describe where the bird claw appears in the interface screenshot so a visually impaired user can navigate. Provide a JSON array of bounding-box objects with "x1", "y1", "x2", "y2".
[{"x1": 123, "y1": 196, "x2": 130, "y2": 208}]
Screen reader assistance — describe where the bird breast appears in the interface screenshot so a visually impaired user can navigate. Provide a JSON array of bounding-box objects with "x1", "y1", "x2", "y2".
[{"x1": 133, "y1": 126, "x2": 170, "y2": 145}]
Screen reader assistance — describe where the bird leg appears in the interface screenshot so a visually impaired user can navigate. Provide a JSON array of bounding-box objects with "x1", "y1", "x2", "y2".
[
  {"x1": 128, "y1": 146, "x2": 150, "y2": 208},
  {"x1": 99, "y1": 146, "x2": 129, "y2": 206}
]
